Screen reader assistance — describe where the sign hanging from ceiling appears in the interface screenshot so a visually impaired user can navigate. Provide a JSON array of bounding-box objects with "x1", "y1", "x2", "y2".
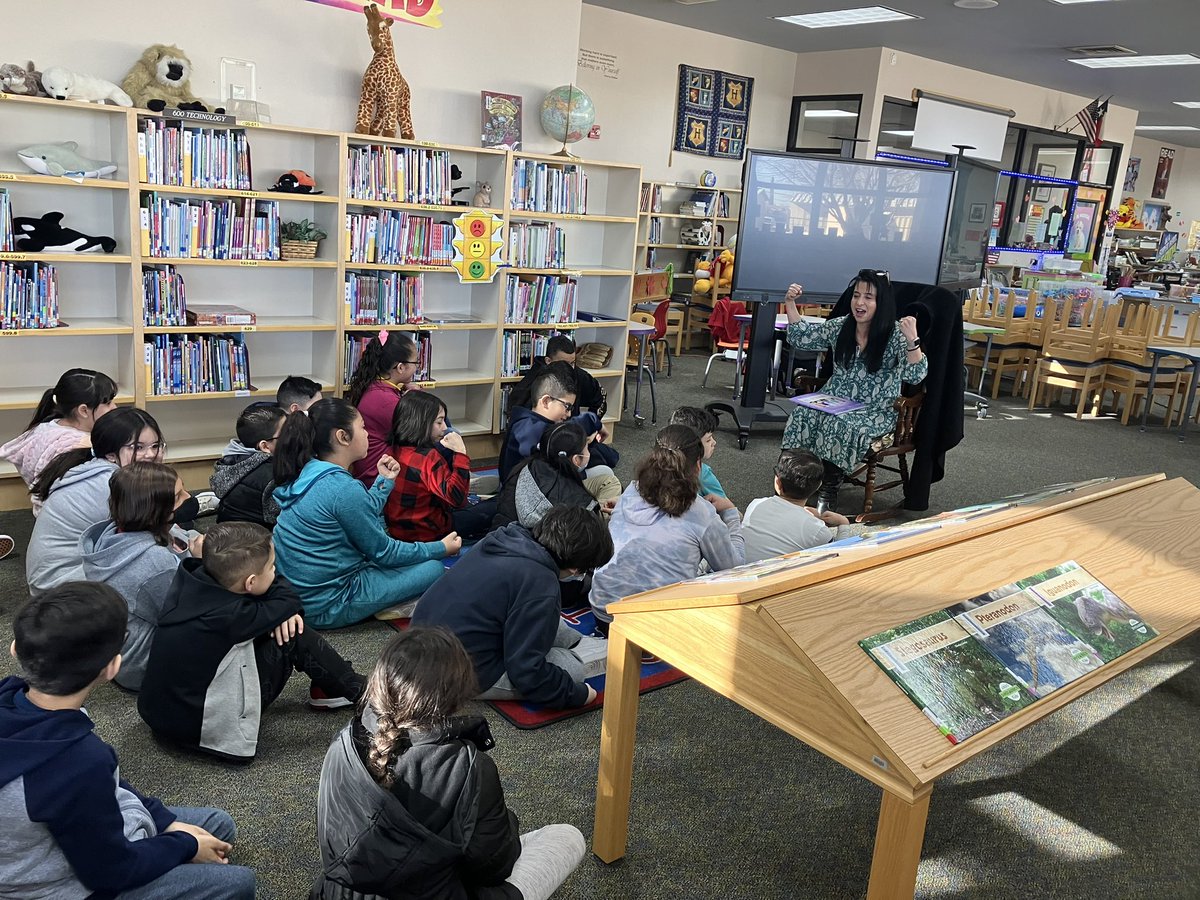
[{"x1": 306, "y1": 0, "x2": 443, "y2": 28}]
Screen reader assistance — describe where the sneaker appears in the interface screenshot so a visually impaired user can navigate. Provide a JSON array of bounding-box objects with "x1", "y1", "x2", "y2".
[
  {"x1": 640, "y1": 650, "x2": 661, "y2": 665},
  {"x1": 193, "y1": 490, "x2": 220, "y2": 516},
  {"x1": 0, "y1": 535, "x2": 14, "y2": 561},
  {"x1": 309, "y1": 686, "x2": 354, "y2": 710}
]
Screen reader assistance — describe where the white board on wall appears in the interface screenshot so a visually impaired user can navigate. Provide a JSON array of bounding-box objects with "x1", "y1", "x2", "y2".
[{"x1": 913, "y1": 97, "x2": 1008, "y2": 162}]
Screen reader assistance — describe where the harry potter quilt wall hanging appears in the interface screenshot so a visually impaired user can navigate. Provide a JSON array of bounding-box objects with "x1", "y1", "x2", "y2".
[{"x1": 673, "y1": 65, "x2": 753, "y2": 160}]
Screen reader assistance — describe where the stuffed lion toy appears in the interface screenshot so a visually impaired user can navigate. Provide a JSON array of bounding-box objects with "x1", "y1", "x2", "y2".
[{"x1": 121, "y1": 44, "x2": 213, "y2": 112}]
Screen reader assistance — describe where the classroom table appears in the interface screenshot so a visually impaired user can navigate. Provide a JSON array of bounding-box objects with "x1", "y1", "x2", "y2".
[
  {"x1": 625, "y1": 319, "x2": 657, "y2": 427},
  {"x1": 1138, "y1": 344, "x2": 1200, "y2": 441},
  {"x1": 962, "y1": 322, "x2": 1006, "y2": 395}
]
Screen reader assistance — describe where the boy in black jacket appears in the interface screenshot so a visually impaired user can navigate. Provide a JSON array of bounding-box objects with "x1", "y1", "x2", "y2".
[
  {"x1": 1, "y1": 582, "x2": 255, "y2": 899},
  {"x1": 412, "y1": 506, "x2": 613, "y2": 709},
  {"x1": 138, "y1": 522, "x2": 366, "y2": 761},
  {"x1": 210, "y1": 403, "x2": 285, "y2": 528}
]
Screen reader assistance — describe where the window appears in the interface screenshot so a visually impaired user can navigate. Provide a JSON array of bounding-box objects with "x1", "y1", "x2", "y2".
[
  {"x1": 788, "y1": 95, "x2": 862, "y2": 154},
  {"x1": 875, "y1": 99, "x2": 947, "y2": 164}
]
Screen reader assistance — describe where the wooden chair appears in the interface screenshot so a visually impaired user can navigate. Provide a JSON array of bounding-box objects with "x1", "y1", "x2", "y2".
[
  {"x1": 846, "y1": 390, "x2": 925, "y2": 523},
  {"x1": 964, "y1": 287, "x2": 1044, "y2": 398},
  {"x1": 1100, "y1": 304, "x2": 1189, "y2": 426},
  {"x1": 1027, "y1": 301, "x2": 1112, "y2": 419},
  {"x1": 653, "y1": 299, "x2": 686, "y2": 368}
]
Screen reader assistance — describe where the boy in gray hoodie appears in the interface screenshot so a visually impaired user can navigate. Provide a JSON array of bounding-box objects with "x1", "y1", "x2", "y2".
[{"x1": 210, "y1": 403, "x2": 285, "y2": 528}]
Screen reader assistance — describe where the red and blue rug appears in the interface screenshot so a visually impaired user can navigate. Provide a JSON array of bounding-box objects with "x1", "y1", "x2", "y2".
[{"x1": 386, "y1": 606, "x2": 688, "y2": 729}]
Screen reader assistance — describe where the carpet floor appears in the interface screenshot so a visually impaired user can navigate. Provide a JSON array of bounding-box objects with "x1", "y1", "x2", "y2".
[{"x1": 1, "y1": 350, "x2": 1199, "y2": 899}]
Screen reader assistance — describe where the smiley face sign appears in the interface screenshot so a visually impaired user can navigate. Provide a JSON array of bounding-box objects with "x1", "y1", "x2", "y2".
[{"x1": 451, "y1": 210, "x2": 504, "y2": 283}]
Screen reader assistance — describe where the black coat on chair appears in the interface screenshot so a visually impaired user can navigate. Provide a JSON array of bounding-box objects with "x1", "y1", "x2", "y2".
[{"x1": 823, "y1": 281, "x2": 964, "y2": 510}]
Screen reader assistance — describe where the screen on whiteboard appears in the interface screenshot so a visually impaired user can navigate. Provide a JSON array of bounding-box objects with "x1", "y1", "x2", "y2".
[
  {"x1": 912, "y1": 97, "x2": 1008, "y2": 162},
  {"x1": 732, "y1": 151, "x2": 954, "y2": 298}
]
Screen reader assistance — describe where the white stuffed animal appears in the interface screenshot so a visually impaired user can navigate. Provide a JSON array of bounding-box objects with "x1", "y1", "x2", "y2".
[{"x1": 41, "y1": 66, "x2": 132, "y2": 106}]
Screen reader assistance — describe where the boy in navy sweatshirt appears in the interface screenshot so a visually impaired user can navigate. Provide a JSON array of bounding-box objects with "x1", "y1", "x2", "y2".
[
  {"x1": 0, "y1": 582, "x2": 255, "y2": 899},
  {"x1": 412, "y1": 506, "x2": 613, "y2": 709}
]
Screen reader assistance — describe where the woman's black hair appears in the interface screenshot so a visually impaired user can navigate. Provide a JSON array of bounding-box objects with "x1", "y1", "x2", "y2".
[
  {"x1": 32, "y1": 408, "x2": 162, "y2": 502},
  {"x1": 833, "y1": 269, "x2": 897, "y2": 375},
  {"x1": 346, "y1": 332, "x2": 419, "y2": 406},
  {"x1": 25, "y1": 368, "x2": 118, "y2": 431},
  {"x1": 538, "y1": 421, "x2": 588, "y2": 481},
  {"x1": 387, "y1": 390, "x2": 446, "y2": 450},
  {"x1": 273, "y1": 398, "x2": 360, "y2": 486}
]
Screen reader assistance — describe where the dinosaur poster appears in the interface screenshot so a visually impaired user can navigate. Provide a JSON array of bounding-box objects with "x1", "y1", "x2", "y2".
[
  {"x1": 1021, "y1": 561, "x2": 1157, "y2": 662},
  {"x1": 305, "y1": 0, "x2": 443, "y2": 29},
  {"x1": 673, "y1": 65, "x2": 753, "y2": 160}
]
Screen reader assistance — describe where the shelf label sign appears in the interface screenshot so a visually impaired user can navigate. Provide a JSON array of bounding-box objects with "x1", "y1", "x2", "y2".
[
  {"x1": 304, "y1": 0, "x2": 443, "y2": 29},
  {"x1": 451, "y1": 209, "x2": 504, "y2": 284}
]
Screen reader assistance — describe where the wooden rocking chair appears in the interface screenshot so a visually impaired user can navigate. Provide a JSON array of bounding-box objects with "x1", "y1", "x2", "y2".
[{"x1": 846, "y1": 389, "x2": 925, "y2": 524}]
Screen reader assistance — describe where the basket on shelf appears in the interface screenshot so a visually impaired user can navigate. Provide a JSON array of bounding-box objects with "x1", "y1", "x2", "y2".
[{"x1": 280, "y1": 219, "x2": 327, "y2": 260}]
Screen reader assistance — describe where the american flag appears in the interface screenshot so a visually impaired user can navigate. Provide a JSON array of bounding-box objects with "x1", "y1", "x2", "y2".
[{"x1": 1076, "y1": 96, "x2": 1109, "y2": 146}]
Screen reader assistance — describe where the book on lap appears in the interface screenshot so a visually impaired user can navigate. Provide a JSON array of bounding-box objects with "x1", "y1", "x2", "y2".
[{"x1": 790, "y1": 392, "x2": 863, "y2": 414}]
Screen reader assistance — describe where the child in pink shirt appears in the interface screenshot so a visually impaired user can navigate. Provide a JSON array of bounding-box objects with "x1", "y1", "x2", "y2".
[{"x1": 346, "y1": 331, "x2": 425, "y2": 487}]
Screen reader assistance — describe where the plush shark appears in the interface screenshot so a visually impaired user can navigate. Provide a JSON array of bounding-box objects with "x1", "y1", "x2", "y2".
[{"x1": 16, "y1": 142, "x2": 118, "y2": 179}]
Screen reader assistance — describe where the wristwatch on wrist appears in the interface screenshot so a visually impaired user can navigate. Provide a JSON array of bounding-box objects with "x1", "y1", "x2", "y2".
[{"x1": 906, "y1": 338, "x2": 921, "y2": 351}]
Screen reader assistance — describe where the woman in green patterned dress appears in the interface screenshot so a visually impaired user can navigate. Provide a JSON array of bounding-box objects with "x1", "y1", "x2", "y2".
[{"x1": 781, "y1": 270, "x2": 927, "y2": 511}]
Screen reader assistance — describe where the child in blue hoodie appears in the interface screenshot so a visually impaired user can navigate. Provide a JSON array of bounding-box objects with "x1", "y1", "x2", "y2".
[
  {"x1": 0, "y1": 582, "x2": 255, "y2": 899},
  {"x1": 272, "y1": 398, "x2": 460, "y2": 629}
]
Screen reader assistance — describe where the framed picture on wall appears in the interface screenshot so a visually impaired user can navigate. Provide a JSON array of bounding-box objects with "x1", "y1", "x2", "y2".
[
  {"x1": 1037, "y1": 163, "x2": 1056, "y2": 178},
  {"x1": 1123, "y1": 157, "x2": 1141, "y2": 193},
  {"x1": 1066, "y1": 200, "x2": 1099, "y2": 254},
  {"x1": 1033, "y1": 185, "x2": 1052, "y2": 202},
  {"x1": 968, "y1": 202, "x2": 987, "y2": 224}
]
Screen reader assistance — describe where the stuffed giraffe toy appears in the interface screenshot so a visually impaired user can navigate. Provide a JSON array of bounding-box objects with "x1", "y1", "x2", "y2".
[{"x1": 355, "y1": 3, "x2": 414, "y2": 140}]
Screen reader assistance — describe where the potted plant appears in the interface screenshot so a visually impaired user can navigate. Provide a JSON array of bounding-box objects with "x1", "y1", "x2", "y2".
[{"x1": 280, "y1": 218, "x2": 327, "y2": 260}]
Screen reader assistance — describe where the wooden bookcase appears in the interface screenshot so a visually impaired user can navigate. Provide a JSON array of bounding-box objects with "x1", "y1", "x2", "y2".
[
  {"x1": 592, "y1": 474, "x2": 1200, "y2": 899},
  {"x1": 0, "y1": 94, "x2": 640, "y2": 504},
  {"x1": 636, "y1": 180, "x2": 741, "y2": 294}
]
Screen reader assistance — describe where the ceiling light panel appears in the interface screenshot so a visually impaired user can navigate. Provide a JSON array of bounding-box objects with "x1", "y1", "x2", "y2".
[
  {"x1": 1069, "y1": 54, "x2": 1200, "y2": 68},
  {"x1": 803, "y1": 109, "x2": 859, "y2": 118},
  {"x1": 1135, "y1": 125, "x2": 1200, "y2": 131},
  {"x1": 1173, "y1": 101, "x2": 1200, "y2": 108},
  {"x1": 776, "y1": 6, "x2": 919, "y2": 28},
  {"x1": 1048, "y1": 0, "x2": 1122, "y2": 4}
]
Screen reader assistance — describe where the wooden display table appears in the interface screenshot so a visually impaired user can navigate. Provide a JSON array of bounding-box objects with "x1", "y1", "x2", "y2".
[{"x1": 592, "y1": 474, "x2": 1200, "y2": 898}]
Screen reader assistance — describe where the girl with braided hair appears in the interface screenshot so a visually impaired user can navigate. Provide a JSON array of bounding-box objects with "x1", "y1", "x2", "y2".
[
  {"x1": 589, "y1": 423, "x2": 744, "y2": 630},
  {"x1": 312, "y1": 627, "x2": 586, "y2": 900}
]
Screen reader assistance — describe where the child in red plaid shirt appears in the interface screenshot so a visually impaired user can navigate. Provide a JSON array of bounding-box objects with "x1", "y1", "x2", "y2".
[{"x1": 384, "y1": 392, "x2": 496, "y2": 542}]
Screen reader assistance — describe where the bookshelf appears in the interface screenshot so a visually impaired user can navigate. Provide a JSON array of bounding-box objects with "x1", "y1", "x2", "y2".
[
  {"x1": 0, "y1": 93, "x2": 640, "y2": 503},
  {"x1": 636, "y1": 180, "x2": 741, "y2": 297}
]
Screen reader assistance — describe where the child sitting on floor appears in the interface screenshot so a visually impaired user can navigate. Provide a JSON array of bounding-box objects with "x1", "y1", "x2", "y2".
[
  {"x1": 413, "y1": 506, "x2": 612, "y2": 709},
  {"x1": 312, "y1": 627, "x2": 586, "y2": 899},
  {"x1": 743, "y1": 448, "x2": 851, "y2": 563},
  {"x1": 384, "y1": 391, "x2": 496, "y2": 542},
  {"x1": 276, "y1": 375, "x2": 323, "y2": 414},
  {"x1": 210, "y1": 402, "x2": 286, "y2": 529},
  {"x1": 346, "y1": 330, "x2": 425, "y2": 487},
  {"x1": 272, "y1": 398, "x2": 458, "y2": 629},
  {"x1": 669, "y1": 406, "x2": 726, "y2": 498},
  {"x1": 499, "y1": 362, "x2": 619, "y2": 506},
  {"x1": 138, "y1": 522, "x2": 366, "y2": 761},
  {"x1": 80, "y1": 462, "x2": 202, "y2": 691},
  {"x1": 590, "y1": 424, "x2": 744, "y2": 631},
  {"x1": 492, "y1": 422, "x2": 600, "y2": 529},
  {"x1": 1, "y1": 582, "x2": 255, "y2": 899}
]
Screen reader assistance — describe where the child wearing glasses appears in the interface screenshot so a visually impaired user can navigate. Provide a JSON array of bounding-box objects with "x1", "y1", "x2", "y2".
[
  {"x1": 26, "y1": 409, "x2": 168, "y2": 597},
  {"x1": 345, "y1": 330, "x2": 426, "y2": 487},
  {"x1": 498, "y1": 362, "x2": 620, "y2": 508}
]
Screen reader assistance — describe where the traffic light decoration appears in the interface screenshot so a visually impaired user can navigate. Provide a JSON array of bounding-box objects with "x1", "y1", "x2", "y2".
[{"x1": 451, "y1": 209, "x2": 504, "y2": 283}]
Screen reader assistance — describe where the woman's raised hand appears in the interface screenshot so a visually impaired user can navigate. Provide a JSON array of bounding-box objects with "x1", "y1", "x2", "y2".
[
  {"x1": 898, "y1": 315, "x2": 919, "y2": 343},
  {"x1": 784, "y1": 283, "x2": 804, "y2": 303}
]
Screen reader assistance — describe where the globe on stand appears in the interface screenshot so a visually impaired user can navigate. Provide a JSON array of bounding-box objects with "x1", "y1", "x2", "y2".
[{"x1": 539, "y1": 85, "x2": 595, "y2": 159}]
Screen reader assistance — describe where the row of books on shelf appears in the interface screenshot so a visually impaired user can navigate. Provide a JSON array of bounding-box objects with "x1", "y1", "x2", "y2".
[
  {"x1": 501, "y1": 329, "x2": 556, "y2": 376},
  {"x1": 1, "y1": 260, "x2": 58, "y2": 329},
  {"x1": 508, "y1": 221, "x2": 566, "y2": 269},
  {"x1": 143, "y1": 264, "x2": 260, "y2": 327},
  {"x1": 510, "y1": 160, "x2": 586, "y2": 215},
  {"x1": 1, "y1": 189, "x2": 13, "y2": 252},
  {"x1": 140, "y1": 195, "x2": 282, "y2": 260},
  {"x1": 645, "y1": 217, "x2": 663, "y2": 244},
  {"x1": 504, "y1": 274, "x2": 576, "y2": 325},
  {"x1": 346, "y1": 270, "x2": 423, "y2": 325},
  {"x1": 860, "y1": 560, "x2": 1156, "y2": 745},
  {"x1": 345, "y1": 332, "x2": 431, "y2": 381},
  {"x1": 137, "y1": 119, "x2": 253, "y2": 190},
  {"x1": 346, "y1": 144, "x2": 453, "y2": 205},
  {"x1": 345, "y1": 210, "x2": 454, "y2": 267},
  {"x1": 144, "y1": 333, "x2": 252, "y2": 395},
  {"x1": 638, "y1": 184, "x2": 731, "y2": 218}
]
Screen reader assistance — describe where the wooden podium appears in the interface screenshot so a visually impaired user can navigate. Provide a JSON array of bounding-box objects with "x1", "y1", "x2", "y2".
[{"x1": 592, "y1": 474, "x2": 1200, "y2": 899}]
